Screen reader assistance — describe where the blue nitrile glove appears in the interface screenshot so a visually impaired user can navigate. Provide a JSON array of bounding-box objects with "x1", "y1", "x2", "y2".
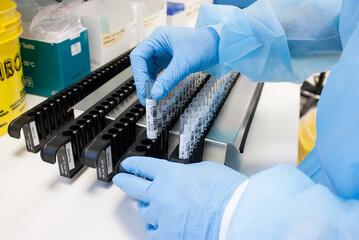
[
  {"x1": 130, "y1": 26, "x2": 220, "y2": 105},
  {"x1": 113, "y1": 157, "x2": 248, "y2": 239}
]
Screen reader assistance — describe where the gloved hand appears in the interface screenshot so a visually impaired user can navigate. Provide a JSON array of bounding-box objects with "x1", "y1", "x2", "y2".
[
  {"x1": 130, "y1": 26, "x2": 220, "y2": 105},
  {"x1": 113, "y1": 157, "x2": 248, "y2": 239}
]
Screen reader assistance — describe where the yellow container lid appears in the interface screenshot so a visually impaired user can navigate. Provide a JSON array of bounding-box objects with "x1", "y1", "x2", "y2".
[
  {"x1": 0, "y1": 24, "x2": 22, "y2": 44},
  {"x1": 0, "y1": 0, "x2": 22, "y2": 44},
  {"x1": 0, "y1": 11, "x2": 21, "y2": 32},
  {"x1": 0, "y1": 0, "x2": 17, "y2": 23}
]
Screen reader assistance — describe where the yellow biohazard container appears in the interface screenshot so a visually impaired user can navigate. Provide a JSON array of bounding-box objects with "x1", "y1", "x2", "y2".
[{"x1": 0, "y1": 0, "x2": 26, "y2": 136}]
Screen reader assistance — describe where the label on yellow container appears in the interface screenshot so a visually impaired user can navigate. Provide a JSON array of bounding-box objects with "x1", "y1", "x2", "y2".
[{"x1": 0, "y1": 36, "x2": 26, "y2": 136}]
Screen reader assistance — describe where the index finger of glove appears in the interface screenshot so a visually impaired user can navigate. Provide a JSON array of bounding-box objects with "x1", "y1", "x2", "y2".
[
  {"x1": 130, "y1": 40, "x2": 160, "y2": 105},
  {"x1": 121, "y1": 157, "x2": 171, "y2": 180},
  {"x1": 113, "y1": 173, "x2": 152, "y2": 203}
]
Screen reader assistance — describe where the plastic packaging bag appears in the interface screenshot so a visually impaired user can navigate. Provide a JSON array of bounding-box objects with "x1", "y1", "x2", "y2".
[{"x1": 29, "y1": 0, "x2": 85, "y2": 43}]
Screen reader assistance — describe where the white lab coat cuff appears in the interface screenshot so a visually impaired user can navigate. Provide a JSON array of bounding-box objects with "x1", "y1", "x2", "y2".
[{"x1": 219, "y1": 179, "x2": 249, "y2": 240}]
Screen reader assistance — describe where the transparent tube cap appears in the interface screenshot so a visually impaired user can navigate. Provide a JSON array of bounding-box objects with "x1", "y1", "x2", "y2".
[{"x1": 146, "y1": 79, "x2": 155, "y2": 99}]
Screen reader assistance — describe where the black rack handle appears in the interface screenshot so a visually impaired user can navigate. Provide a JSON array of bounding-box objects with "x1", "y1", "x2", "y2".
[
  {"x1": 81, "y1": 100, "x2": 146, "y2": 182},
  {"x1": 8, "y1": 48, "x2": 134, "y2": 153},
  {"x1": 40, "y1": 76, "x2": 137, "y2": 179},
  {"x1": 41, "y1": 135, "x2": 71, "y2": 164}
]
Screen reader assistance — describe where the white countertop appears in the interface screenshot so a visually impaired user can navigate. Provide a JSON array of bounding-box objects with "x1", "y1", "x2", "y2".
[{"x1": 0, "y1": 82, "x2": 299, "y2": 240}]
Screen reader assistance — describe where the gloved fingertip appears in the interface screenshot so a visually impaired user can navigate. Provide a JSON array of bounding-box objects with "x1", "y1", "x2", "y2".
[
  {"x1": 151, "y1": 82, "x2": 166, "y2": 100},
  {"x1": 135, "y1": 86, "x2": 146, "y2": 105},
  {"x1": 121, "y1": 156, "x2": 139, "y2": 172},
  {"x1": 112, "y1": 173, "x2": 126, "y2": 189},
  {"x1": 139, "y1": 96, "x2": 146, "y2": 106}
]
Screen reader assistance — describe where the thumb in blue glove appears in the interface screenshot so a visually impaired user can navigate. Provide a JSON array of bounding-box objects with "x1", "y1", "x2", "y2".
[
  {"x1": 113, "y1": 157, "x2": 248, "y2": 239},
  {"x1": 130, "y1": 26, "x2": 220, "y2": 105}
]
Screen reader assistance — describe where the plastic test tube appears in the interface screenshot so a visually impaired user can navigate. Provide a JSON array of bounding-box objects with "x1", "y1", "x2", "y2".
[
  {"x1": 146, "y1": 79, "x2": 158, "y2": 139},
  {"x1": 177, "y1": 81, "x2": 184, "y2": 111},
  {"x1": 168, "y1": 90, "x2": 176, "y2": 125},
  {"x1": 192, "y1": 96, "x2": 205, "y2": 134},
  {"x1": 201, "y1": 85, "x2": 213, "y2": 117},
  {"x1": 157, "y1": 100, "x2": 163, "y2": 133},
  {"x1": 197, "y1": 92, "x2": 210, "y2": 127},
  {"x1": 184, "y1": 108, "x2": 196, "y2": 152},
  {"x1": 188, "y1": 102, "x2": 201, "y2": 142},
  {"x1": 162, "y1": 96, "x2": 168, "y2": 127},
  {"x1": 179, "y1": 114, "x2": 192, "y2": 159}
]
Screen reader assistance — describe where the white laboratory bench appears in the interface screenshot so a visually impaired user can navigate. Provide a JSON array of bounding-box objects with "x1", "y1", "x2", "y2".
[{"x1": 0, "y1": 82, "x2": 299, "y2": 240}]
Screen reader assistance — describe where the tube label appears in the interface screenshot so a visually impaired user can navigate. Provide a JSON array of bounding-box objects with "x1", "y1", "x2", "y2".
[
  {"x1": 179, "y1": 133, "x2": 191, "y2": 159},
  {"x1": 146, "y1": 98, "x2": 158, "y2": 139}
]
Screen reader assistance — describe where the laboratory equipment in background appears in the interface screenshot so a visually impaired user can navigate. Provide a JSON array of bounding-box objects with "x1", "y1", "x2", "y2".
[
  {"x1": 77, "y1": 0, "x2": 167, "y2": 71},
  {"x1": 0, "y1": 0, "x2": 26, "y2": 136},
  {"x1": 115, "y1": 0, "x2": 167, "y2": 41},
  {"x1": 167, "y1": 2, "x2": 186, "y2": 27},
  {"x1": 16, "y1": 0, "x2": 91, "y2": 97},
  {"x1": 167, "y1": 0, "x2": 212, "y2": 28},
  {"x1": 77, "y1": 0, "x2": 139, "y2": 71}
]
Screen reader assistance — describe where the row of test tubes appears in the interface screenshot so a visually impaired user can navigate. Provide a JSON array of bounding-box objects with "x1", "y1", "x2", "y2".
[
  {"x1": 145, "y1": 72, "x2": 209, "y2": 141},
  {"x1": 178, "y1": 72, "x2": 237, "y2": 160}
]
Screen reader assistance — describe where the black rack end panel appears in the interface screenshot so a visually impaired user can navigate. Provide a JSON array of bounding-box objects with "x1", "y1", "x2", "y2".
[
  {"x1": 81, "y1": 101, "x2": 146, "y2": 182},
  {"x1": 40, "y1": 76, "x2": 137, "y2": 179},
  {"x1": 8, "y1": 48, "x2": 134, "y2": 153}
]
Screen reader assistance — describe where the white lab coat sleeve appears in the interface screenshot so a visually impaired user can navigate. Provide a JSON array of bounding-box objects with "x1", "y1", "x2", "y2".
[
  {"x1": 222, "y1": 165, "x2": 359, "y2": 239},
  {"x1": 196, "y1": 0, "x2": 342, "y2": 83},
  {"x1": 219, "y1": 179, "x2": 249, "y2": 239}
]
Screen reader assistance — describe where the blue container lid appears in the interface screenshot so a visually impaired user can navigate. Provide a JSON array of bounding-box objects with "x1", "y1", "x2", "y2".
[{"x1": 167, "y1": 2, "x2": 185, "y2": 16}]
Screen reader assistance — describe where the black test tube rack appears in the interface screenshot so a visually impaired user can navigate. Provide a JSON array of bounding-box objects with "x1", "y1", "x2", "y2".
[
  {"x1": 40, "y1": 76, "x2": 136, "y2": 178},
  {"x1": 168, "y1": 71, "x2": 240, "y2": 164},
  {"x1": 8, "y1": 48, "x2": 133, "y2": 153},
  {"x1": 81, "y1": 100, "x2": 145, "y2": 182},
  {"x1": 115, "y1": 72, "x2": 213, "y2": 175}
]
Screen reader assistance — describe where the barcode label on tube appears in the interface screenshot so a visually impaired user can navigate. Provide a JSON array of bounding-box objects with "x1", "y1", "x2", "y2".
[
  {"x1": 179, "y1": 134, "x2": 191, "y2": 159},
  {"x1": 146, "y1": 98, "x2": 158, "y2": 139}
]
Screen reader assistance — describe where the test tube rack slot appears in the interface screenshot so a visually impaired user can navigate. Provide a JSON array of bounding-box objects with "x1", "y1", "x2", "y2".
[
  {"x1": 41, "y1": 76, "x2": 136, "y2": 178},
  {"x1": 8, "y1": 48, "x2": 134, "y2": 153}
]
